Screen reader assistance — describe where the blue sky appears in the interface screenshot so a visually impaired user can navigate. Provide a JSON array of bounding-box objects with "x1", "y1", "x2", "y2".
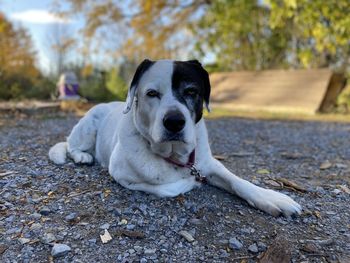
[{"x1": 1, "y1": 0, "x2": 83, "y2": 73}]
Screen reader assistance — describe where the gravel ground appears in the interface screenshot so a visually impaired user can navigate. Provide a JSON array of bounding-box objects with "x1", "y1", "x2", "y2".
[{"x1": 0, "y1": 113, "x2": 349, "y2": 263}]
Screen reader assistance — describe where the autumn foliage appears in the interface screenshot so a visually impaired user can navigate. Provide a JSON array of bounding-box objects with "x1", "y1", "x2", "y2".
[{"x1": 0, "y1": 12, "x2": 55, "y2": 100}]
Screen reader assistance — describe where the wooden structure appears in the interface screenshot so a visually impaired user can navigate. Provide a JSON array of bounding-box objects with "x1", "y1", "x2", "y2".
[{"x1": 209, "y1": 69, "x2": 346, "y2": 114}]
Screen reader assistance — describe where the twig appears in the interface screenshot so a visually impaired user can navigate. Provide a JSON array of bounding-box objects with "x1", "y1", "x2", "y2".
[
  {"x1": 0, "y1": 171, "x2": 17, "y2": 178},
  {"x1": 66, "y1": 190, "x2": 91, "y2": 198},
  {"x1": 231, "y1": 255, "x2": 255, "y2": 260},
  {"x1": 305, "y1": 253, "x2": 326, "y2": 257}
]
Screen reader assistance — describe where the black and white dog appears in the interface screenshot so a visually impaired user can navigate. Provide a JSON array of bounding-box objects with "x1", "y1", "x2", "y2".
[{"x1": 49, "y1": 59, "x2": 301, "y2": 217}]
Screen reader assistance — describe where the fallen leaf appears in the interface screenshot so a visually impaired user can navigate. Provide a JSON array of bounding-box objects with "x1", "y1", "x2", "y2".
[
  {"x1": 338, "y1": 185, "x2": 350, "y2": 194},
  {"x1": 274, "y1": 178, "x2": 307, "y2": 193},
  {"x1": 0, "y1": 244, "x2": 8, "y2": 254},
  {"x1": 257, "y1": 169, "x2": 270, "y2": 175},
  {"x1": 280, "y1": 152, "x2": 304, "y2": 160},
  {"x1": 231, "y1": 152, "x2": 254, "y2": 157},
  {"x1": 313, "y1": 211, "x2": 322, "y2": 219},
  {"x1": 175, "y1": 194, "x2": 186, "y2": 204},
  {"x1": 100, "y1": 229, "x2": 112, "y2": 244},
  {"x1": 213, "y1": 154, "x2": 227, "y2": 160},
  {"x1": 300, "y1": 242, "x2": 318, "y2": 253},
  {"x1": 67, "y1": 190, "x2": 90, "y2": 198},
  {"x1": 104, "y1": 189, "x2": 111, "y2": 197},
  {"x1": 259, "y1": 237, "x2": 291, "y2": 263},
  {"x1": 264, "y1": 179, "x2": 282, "y2": 187},
  {"x1": 116, "y1": 229, "x2": 145, "y2": 239},
  {"x1": 320, "y1": 160, "x2": 332, "y2": 170}
]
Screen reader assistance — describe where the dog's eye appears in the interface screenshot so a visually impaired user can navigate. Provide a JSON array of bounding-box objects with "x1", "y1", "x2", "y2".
[
  {"x1": 184, "y1": 87, "x2": 198, "y2": 96},
  {"x1": 146, "y1": 90, "x2": 159, "y2": 98}
]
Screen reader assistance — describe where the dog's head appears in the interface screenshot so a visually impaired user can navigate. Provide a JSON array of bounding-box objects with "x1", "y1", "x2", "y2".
[{"x1": 123, "y1": 59, "x2": 210, "y2": 159}]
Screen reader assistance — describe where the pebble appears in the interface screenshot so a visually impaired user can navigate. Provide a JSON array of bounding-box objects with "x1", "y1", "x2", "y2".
[
  {"x1": 179, "y1": 230, "x2": 195, "y2": 242},
  {"x1": 134, "y1": 245, "x2": 143, "y2": 253},
  {"x1": 51, "y1": 243, "x2": 71, "y2": 258},
  {"x1": 248, "y1": 243, "x2": 259, "y2": 253},
  {"x1": 100, "y1": 223, "x2": 110, "y2": 230},
  {"x1": 189, "y1": 218, "x2": 202, "y2": 225},
  {"x1": 257, "y1": 241, "x2": 267, "y2": 252},
  {"x1": 144, "y1": 248, "x2": 156, "y2": 255},
  {"x1": 18, "y1": 238, "x2": 30, "y2": 245},
  {"x1": 241, "y1": 227, "x2": 255, "y2": 234},
  {"x1": 6, "y1": 227, "x2": 22, "y2": 235},
  {"x1": 39, "y1": 207, "x2": 51, "y2": 216},
  {"x1": 332, "y1": 189, "x2": 342, "y2": 195},
  {"x1": 41, "y1": 233, "x2": 56, "y2": 244},
  {"x1": 30, "y1": 213, "x2": 42, "y2": 220},
  {"x1": 30, "y1": 223, "x2": 42, "y2": 231},
  {"x1": 126, "y1": 224, "x2": 135, "y2": 230},
  {"x1": 65, "y1": 212, "x2": 77, "y2": 222},
  {"x1": 88, "y1": 239, "x2": 97, "y2": 244},
  {"x1": 229, "y1": 237, "x2": 243, "y2": 250}
]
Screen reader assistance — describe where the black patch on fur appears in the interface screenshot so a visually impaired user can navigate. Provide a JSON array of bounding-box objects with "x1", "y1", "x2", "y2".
[
  {"x1": 172, "y1": 60, "x2": 211, "y2": 123},
  {"x1": 129, "y1": 59, "x2": 155, "y2": 92}
]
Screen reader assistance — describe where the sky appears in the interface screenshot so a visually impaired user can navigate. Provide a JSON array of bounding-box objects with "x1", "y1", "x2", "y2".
[{"x1": 0, "y1": 0, "x2": 83, "y2": 73}]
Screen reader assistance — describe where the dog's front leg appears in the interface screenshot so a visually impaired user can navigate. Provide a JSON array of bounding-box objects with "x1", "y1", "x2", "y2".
[{"x1": 203, "y1": 158, "x2": 302, "y2": 217}]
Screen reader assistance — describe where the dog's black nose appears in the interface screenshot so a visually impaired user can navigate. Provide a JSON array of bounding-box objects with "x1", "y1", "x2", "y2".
[{"x1": 163, "y1": 112, "x2": 185, "y2": 133}]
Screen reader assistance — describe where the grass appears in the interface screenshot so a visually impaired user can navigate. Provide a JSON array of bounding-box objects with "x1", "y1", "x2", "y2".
[{"x1": 204, "y1": 107, "x2": 350, "y2": 123}]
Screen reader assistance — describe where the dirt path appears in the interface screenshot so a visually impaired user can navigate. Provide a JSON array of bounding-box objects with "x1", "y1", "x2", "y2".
[{"x1": 0, "y1": 114, "x2": 349, "y2": 262}]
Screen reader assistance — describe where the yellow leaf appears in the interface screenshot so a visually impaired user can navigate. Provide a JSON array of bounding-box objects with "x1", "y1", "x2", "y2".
[{"x1": 257, "y1": 169, "x2": 270, "y2": 174}]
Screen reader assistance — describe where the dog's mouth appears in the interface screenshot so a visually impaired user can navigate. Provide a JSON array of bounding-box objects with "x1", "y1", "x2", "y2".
[{"x1": 160, "y1": 132, "x2": 185, "y2": 143}]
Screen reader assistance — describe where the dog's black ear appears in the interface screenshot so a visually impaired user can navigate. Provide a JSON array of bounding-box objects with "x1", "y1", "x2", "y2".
[
  {"x1": 186, "y1": 60, "x2": 211, "y2": 112},
  {"x1": 123, "y1": 59, "x2": 154, "y2": 114}
]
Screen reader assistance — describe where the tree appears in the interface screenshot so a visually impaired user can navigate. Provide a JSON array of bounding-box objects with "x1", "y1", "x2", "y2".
[
  {"x1": 268, "y1": 0, "x2": 350, "y2": 72},
  {"x1": 106, "y1": 67, "x2": 127, "y2": 101},
  {"x1": 196, "y1": 0, "x2": 292, "y2": 71},
  {"x1": 45, "y1": 23, "x2": 76, "y2": 76},
  {"x1": 53, "y1": 0, "x2": 208, "y2": 61},
  {"x1": 54, "y1": 0, "x2": 350, "y2": 74},
  {"x1": 0, "y1": 12, "x2": 41, "y2": 100}
]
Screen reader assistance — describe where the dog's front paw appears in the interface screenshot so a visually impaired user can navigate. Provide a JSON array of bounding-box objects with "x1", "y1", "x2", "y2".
[
  {"x1": 247, "y1": 188, "x2": 302, "y2": 217},
  {"x1": 70, "y1": 151, "x2": 94, "y2": 164}
]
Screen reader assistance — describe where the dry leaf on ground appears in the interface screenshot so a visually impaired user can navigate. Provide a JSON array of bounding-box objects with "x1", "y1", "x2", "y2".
[
  {"x1": 257, "y1": 169, "x2": 270, "y2": 175},
  {"x1": 231, "y1": 152, "x2": 254, "y2": 157},
  {"x1": 0, "y1": 244, "x2": 8, "y2": 254},
  {"x1": 116, "y1": 229, "x2": 145, "y2": 239},
  {"x1": 274, "y1": 178, "x2": 307, "y2": 193},
  {"x1": 338, "y1": 185, "x2": 350, "y2": 194},
  {"x1": 213, "y1": 154, "x2": 227, "y2": 160},
  {"x1": 280, "y1": 152, "x2": 304, "y2": 160},
  {"x1": 320, "y1": 160, "x2": 332, "y2": 170},
  {"x1": 264, "y1": 179, "x2": 282, "y2": 188},
  {"x1": 259, "y1": 237, "x2": 291, "y2": 263}
]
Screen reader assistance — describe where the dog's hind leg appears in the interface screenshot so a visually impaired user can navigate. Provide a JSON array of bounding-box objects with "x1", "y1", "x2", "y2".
[{"x1": 67, "y1": 113, "x2": 99, "y2": 164}]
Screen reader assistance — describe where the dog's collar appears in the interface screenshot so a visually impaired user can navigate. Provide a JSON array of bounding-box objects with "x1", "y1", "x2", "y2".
[{"x1": 163, "y1": 150, "x2": 207, "y2": 183}]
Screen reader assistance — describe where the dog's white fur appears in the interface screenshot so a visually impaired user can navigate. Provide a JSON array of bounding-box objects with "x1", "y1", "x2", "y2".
[{"x1": 49, "y1": 60, "x2": 302, "y2": 217}]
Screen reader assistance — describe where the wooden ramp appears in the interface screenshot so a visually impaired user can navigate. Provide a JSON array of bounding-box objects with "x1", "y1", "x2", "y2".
[{"x1": 209, "y1": 69, "x2": 346, "y2": 114}]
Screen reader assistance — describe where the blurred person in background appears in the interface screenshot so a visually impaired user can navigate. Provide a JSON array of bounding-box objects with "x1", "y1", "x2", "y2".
[{"x1": 57, "y1": 72, "x2": 80, "y2": 100}]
